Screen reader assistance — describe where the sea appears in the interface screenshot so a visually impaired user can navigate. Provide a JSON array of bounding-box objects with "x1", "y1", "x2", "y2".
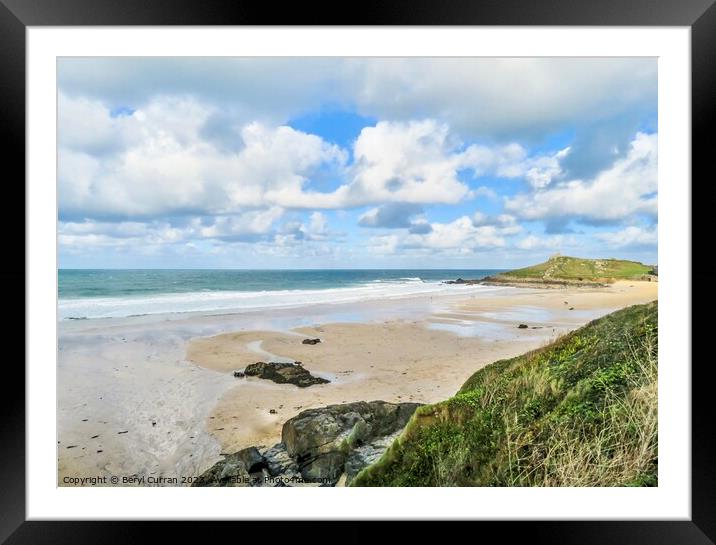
[{"x1": 58, "y1": 269, "x2": 504, "y2": 321}]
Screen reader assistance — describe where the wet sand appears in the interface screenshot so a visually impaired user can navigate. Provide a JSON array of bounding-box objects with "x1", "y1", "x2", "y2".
[{"x1": 57, "y1": 327, "x2": 234, "y2": 485}]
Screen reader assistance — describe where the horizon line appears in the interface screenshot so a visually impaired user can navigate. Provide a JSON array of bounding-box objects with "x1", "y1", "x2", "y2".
[{"x1": 57, "y1": 267, "x2": 509, "y2": 271}]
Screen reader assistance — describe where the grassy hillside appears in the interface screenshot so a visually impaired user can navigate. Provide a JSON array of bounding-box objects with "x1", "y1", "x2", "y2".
[
  {"x1": 484, "y1": 255, "x2": 654, "y2": 285},
  {"x1": 352, "y1": 301, "x2": 658, "y2": 487}
]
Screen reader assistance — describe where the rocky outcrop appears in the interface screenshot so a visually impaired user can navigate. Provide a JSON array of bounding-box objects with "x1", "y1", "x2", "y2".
[
  {"x1": 191, "y1": 449, "x2": 253, "y2": 487},
  {"x1": 262, "y1": 443, "x2": 299, "y2": 478},
  {"x1": 243, "y1": 361, "x2": 329, "y2": 388},
  {"x1": 281, "y1": 400, "x2": 421, "y2": 485},
  {"x1": 480, "y1": 275, "x2": 608, "y2": 288},
  {"x1": 444, "y1": 278, "x2": 482, "y2": 285},
  {"x1": 302, "y1": 338, "x2": 321, "y2": 345},
  {"x1": 236, "y1": 446, "x2": 267, "y2": 473},
  {"x1": 194, "y1": 400, "x2": 422, "y2": 487}
]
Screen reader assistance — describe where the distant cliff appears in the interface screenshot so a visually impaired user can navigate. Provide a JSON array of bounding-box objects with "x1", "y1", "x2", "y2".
[{"x1": 479, "y1": 256, "x2": 656, "y2": 287}]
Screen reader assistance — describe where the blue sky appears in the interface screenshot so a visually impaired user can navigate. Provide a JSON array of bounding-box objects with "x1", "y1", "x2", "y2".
[{"x1": 57, "y1": 58, "x2": 657, "y2": 269}]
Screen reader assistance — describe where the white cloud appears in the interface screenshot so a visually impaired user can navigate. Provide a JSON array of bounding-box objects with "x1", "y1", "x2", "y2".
[
  {"x1": 59, "y1": 220, "x2": 188, "y2": 249},
  {"x1": 515, "y1": 234, "x2": 570, "y2": 251},
  {"x1": 472, "y1": 211, "x2": 489, "y2": 226},
  {"x1": 415, "y1": 217, "x2": 491, "y2": 250},
  {"x1": 596, "y1": 225, "x2": 657, "y2": 248},
  {"x1": 280, "y1": 211, "x2": 334, "y2": 242},
  {"x1": 369, "y1": 214, "x2": 523, "y2": 254},
  {"x1": 461, "y1": 143, "x2": 569, "y2": 189},
  {"x1": 472, "y1": 212, "x2": 519, "y2": 229},
  {"x1": 307, "y1": 212, "x2": 328, "y2": 236},
  {"x1": 58, "y1": 93, "x2": 135, "y2": 155},
  {"x1": 58, "y1": 207, "x2": 339, "y2": 256},
  {"x1": 58, "y1": 149, "x2": 101, "y2": 209},
  {"x1": 59, "y1": 94, "x2": 346, "y2": 218},
  {"x1": 334, "y1": 121, "x2": 570, "y2": 208},
  {"x1": 198, "y1": 207, "x2": 285, "y2": 240},
  {"x1": 59, "y1": 207, "x2": 285, "y2": 248},
  {"x1": 524, "y1": 147, "x2": 571, "y2": 189},
  {"x1": 367, "y1": 234, "x2": 401, "y2": 255},
  {"x1": 470, "y1": 186, "x2": 499, "y2": 200},
  {"x1": 344, "y1": 120, "x2": 470, "y2": 206},
  {"x1": 358, "y1": 203, "x2": 423, "y2": 228},
  {"x1": 505, "y1": 132, "x2": 657, "y2": 222}
]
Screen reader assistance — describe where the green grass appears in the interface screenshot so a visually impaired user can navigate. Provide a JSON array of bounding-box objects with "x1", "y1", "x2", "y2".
[
  {"x1": 351, "y1": 301, "x2": 658, "y2": 487},
  {"x1": 497, "y1": 255, "x2": 653, "y2": 283}
]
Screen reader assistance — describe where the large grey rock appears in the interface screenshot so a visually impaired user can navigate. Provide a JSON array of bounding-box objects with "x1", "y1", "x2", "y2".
[
  {"x1": 192, "y1": 453, "x2": 251, "y2": 487},
  {"x1": 193, "y1": 400, "x2": 421, "y2": 487},
  {"x1": 244, "y1": 361, "x2": 329, "y2": 388},
  {"x1": 300, "y1": 451, "x2": 347, "y2": 482},
  {"x1": 282, "y1": 400, "x2": 421, "y2": 485},
  {"x1": 235, "y1": 446, "x2": 267, "y2": 473},
  {"x1": 263, "y1": 442, "x2": 300, "y2": 477}
]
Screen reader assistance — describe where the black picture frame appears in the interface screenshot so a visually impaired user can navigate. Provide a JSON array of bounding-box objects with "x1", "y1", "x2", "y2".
[{"x1": 2, "y1": 0, "x2": 711, "y2": 542}]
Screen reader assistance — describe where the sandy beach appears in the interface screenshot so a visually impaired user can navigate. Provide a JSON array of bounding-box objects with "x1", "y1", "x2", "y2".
[
  {"x1": 58, "y1": 280, "x2": 656, "y2": 485},
  {"x1": 186, "y1": 281, "x2": 657, "y2": 457}
]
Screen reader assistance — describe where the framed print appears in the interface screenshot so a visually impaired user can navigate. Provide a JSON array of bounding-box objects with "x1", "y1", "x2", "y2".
[{"x1": 3, "y1": 0, "x2": 713, "y2": 542}]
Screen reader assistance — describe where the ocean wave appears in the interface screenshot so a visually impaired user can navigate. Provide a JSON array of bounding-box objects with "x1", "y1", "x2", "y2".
[
  {"x1": 369, "y1": 277, "x2": 423, "y2": 284},
  {"x1": 58, "y1": 281, "x2": 496, "y2": 320}
]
